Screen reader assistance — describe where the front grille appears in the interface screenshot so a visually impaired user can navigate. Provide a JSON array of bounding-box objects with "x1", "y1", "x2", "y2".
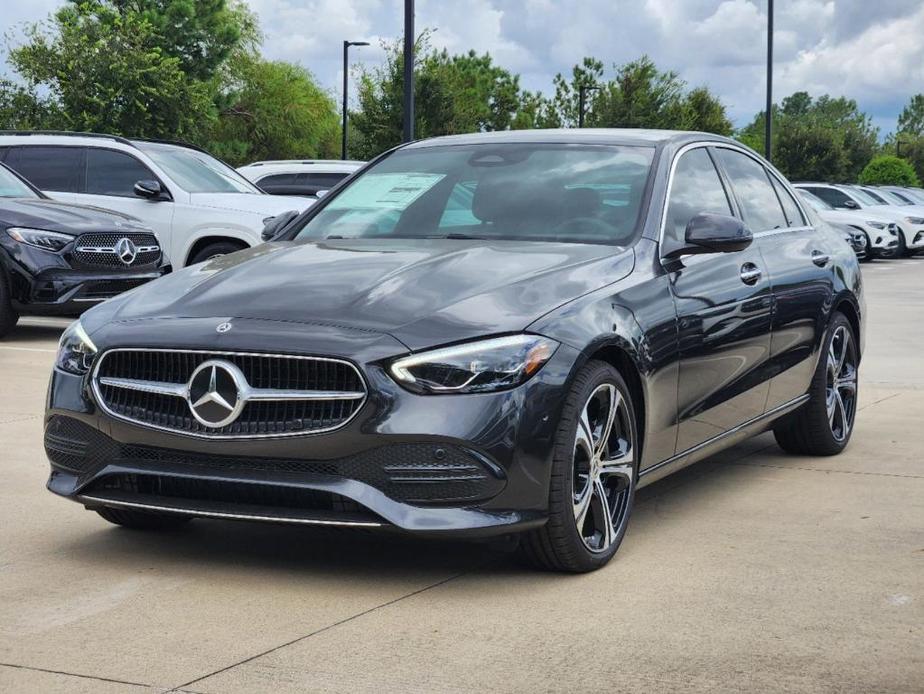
[
  {"x1": 46, "y1": 416, "x2": 506, "y2": 503},
  {"x1": 73, "y1": 232, "x2": 161, "y2": 268},
  {"x1": 93, "y1": 349, "x2": 367, "y2": 438}
]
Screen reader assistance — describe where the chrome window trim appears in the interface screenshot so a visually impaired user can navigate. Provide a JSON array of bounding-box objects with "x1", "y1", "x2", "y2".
[
  {"x1": 658, "y1": 141, "x2": 815, "y2": 262},
  {"x1": 90, "y1": 348, "x2": 368, "y2": 440}
]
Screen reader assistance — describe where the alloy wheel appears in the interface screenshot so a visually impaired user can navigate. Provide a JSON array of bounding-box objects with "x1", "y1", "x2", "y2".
[
  {"x1": 826, "y1": 325, "x2": 857, "y2": 442},
  {"x1": 572, "y1": 383, "x2": 635, "y2": 553}
]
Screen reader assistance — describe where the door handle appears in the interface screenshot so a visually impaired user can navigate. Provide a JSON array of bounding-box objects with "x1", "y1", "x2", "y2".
[
  {"x1": 739, "y1": 263, "x2": 762, "y2": 285},
  {"x1": 812, "y1": 250, "x2": 830, "y2": 267}
]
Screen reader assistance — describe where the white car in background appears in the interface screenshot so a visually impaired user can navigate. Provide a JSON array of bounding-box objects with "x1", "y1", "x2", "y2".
[
  {"x1": 0, "y1": 132, "x2": 311, "y2": 266},
  {"x1": 794, "y1": 183, "x2": 924, "y2": 256},
  {"x1": 876, "y1": 186, "x2": 924, "y2": 205},
  {"x1": 237, "y1": 160, "x2": 364, "y2": 199},
  {"x1": 796, "y1": 189, "x2": 899, "y2": 259}
]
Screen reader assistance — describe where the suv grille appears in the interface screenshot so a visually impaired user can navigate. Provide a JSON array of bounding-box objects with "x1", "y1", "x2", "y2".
[
  {"x1": 73, "y1": 232, "x2": 161, "y2": 268},
  {"x1": 93, "y1": 349, "x2": 367, "y2": 438}
]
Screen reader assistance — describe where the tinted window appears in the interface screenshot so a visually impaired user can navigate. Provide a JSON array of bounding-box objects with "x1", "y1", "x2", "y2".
[
  {"x1": 6, "y1": 146, "x2": 83, "y2": 192},
  {"x1": 295, "y1": 144, "x2": 654, "y2": 245},
  {"x1": 300, "y1": 172, "x2": 350, "y2": 188},
  {"x1": 0, "y1": 147, "x2": 8, "y2": 162},
  {"x1": 664, "y1": 148, "x2": 732, "y2": 248},
  {"x1": 258, "y1": 173, "x2": 298, "y2": 187},
  {"x1": 86, "y1": 148, "x2": 155, "y2": 196},
  {"x1": 805, "y1": 187, "x2": 852, "y2": 208},
  {"x1": 715, "y1": 149, "x2": 786, "y2": 231},
  {"x1": 770, "y1": 177, "x2": 805, "y2": 227}
]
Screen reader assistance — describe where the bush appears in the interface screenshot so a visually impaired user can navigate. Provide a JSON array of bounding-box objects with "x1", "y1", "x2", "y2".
[{"x1": 858, "y1": 155, "x2": 921, "y2": 186}]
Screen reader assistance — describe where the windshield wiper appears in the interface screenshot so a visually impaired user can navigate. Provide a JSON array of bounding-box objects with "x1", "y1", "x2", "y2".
[{"x1": 423, "y1": 233, "x2": 489, "y2": 240}]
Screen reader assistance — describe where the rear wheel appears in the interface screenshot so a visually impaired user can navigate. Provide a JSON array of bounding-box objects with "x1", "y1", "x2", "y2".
[
  {"x1": 0, "y1": 271, "x2": 19, "y2": 338},
  {"x1": 95, "y1": 506, "x2": 192, "y2": 530},
  {"x1": 521, "y1": 361, "x2": 637, "y2": 572},
  {"x1": 774, "y1": 312, "x2": 858, "y2": 456}
]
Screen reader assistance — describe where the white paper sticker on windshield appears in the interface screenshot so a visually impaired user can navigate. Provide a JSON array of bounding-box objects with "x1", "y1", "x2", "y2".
[{"x1": 326, "y1": 173, "x2": 446, "y2": 210}]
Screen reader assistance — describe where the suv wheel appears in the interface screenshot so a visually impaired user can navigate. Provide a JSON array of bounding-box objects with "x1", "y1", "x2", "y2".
[
  {"x1": 189, "y1": 241, "x2": 247, "y2": 265},
  {"x1": 96, "y1": 506, "x2": 192, "y2": 530},
  {"x1": 774, "y1": 312, "x2": 858, "y2": 456},
  {"x1": 521, "y1": 361, "x2": 637, "y2": 572}
]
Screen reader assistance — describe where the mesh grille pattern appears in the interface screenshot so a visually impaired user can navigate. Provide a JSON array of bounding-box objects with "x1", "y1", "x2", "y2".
[
  {"x1": 73, "y1": 232, "x2": 161, "y2": 268},
  {"x1": 45, "y1": 416, "x2": 505, "y2": 503},
  {"x1": 94, "y1": 350, "x2": 365, "y2": 437}
]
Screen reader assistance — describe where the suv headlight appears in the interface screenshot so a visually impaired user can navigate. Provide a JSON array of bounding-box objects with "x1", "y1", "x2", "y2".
[
  {"x1": 865, "y1": 221, "x2": 886, "y2": 229},
  {"x1": 56, "y1": 321, "x2": 98, "y2": 375},
  {"x1": 904, "y1": 216, "x2": 924, "y2": 225},
  {"x1": 389, "y1": 334, "x2": 558, "y2": 394},
  {"x1": 7, "y1": 227, "x2": 73, "y2": 251}
]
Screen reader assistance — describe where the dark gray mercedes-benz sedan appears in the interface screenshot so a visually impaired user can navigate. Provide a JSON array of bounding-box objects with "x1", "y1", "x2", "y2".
[{"x1": 45, "y1": 129, "x2": 863, "y2": 572}]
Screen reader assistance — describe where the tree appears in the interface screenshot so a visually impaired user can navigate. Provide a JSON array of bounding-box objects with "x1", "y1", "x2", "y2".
[
  {"x1": 207, "y1": 53, "x2": 340, "y2": 166},
  {"x1": 858, "y1": 155, "x2": 921, "y2": 186},
  {"x1": 8, "y1": 6, "x2": 215, "y2": 140},
  {"x1": 0, "y1": 80, "x2": 57, "y2": 130},
  {"x1": 739, "y1": 91, "x2": 878, "y2": 181},
  {"x1": 897, "y1": 94, "x2": 924, "y2": 137},
  {"x1": 350, "y1": 35, "x2": 532, "y2": 159}
]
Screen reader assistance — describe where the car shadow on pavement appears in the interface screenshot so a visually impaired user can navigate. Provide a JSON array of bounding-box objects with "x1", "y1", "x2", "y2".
[
  {"x1": 53, "y1": 441, "x2": 781, "y2": 581},
  {"x1": 3, "y1": 323, "x2": 68, "y2": 345}
]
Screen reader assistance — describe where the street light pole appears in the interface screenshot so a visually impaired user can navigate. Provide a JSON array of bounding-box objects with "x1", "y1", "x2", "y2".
[
  {"x1": 342, "y1": 40, "x2": 369, "y2": 160},
  {"x1": 403, "y1": 0, "x2": 415, "y2": 142},
  {"x1": 765, "y1": 0, "x2": 774, "y2": 162},
  {"x1": 578, "y1": 85, "x2": 599, "y2": 128}
]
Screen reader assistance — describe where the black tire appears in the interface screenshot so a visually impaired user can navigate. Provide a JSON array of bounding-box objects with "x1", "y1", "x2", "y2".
[
  {"x1": 189, "y1": 241, "x2": 247, "y2": 265},
  {"x1": 520, "y1": 360, "x2": 638, "y2": 573},
  {"x1": 774, "y1": 312, "x2": 858, "y2": 456},
  {"x1": 859, "y1": 231, "x2": 871, "y2": 262},
  {"x1": 0, "y1": 269, "x2": 19, "y2": 338},
  {"x1": 95, "y1": 506, "x2": 192, "y2": 530},
  {"x1": 896, "y1": 230, "x2": 909, "y2": 257}
]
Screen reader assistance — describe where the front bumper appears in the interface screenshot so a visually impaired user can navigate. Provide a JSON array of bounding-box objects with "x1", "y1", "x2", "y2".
[{"x1": 44, "y1": 322, "x2": 580, "y2": 537}]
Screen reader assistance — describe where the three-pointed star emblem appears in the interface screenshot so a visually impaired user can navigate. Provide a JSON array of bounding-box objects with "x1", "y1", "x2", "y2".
[
  {"x1": 193, "y1": 365, "x2": 235, "y2": 412},
  {"x1": 186, "y1": 360, "x2": 245, "y2": 427}
]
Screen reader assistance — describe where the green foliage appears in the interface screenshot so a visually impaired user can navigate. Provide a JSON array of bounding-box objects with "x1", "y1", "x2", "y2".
[
  {"x1": 8, "y1": 6, "x2": 215, "y2": 139},
  {"x1": 897, "y1": 94, "x2": 924, "y2": 137},
  {"x1": 350, "y1": 35, "x2": 531, "y2": 159},
  {"x1": 858, "y1": 155, "x2": 921, "y2": 186},
  {"x1": 0, "y1": 79, "x2": 58, "y2": 129},
  {"x1": 207, "y1": 53, "x2": 340, "y2": 166},
  {"x1": 738, "y1": 91, "x2": 878, "y2": 181}
]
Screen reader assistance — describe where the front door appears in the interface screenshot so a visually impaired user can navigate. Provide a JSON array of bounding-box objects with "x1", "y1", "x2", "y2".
[{"x1": 662, "y1": 146, "x2": 774, "y2": 453}]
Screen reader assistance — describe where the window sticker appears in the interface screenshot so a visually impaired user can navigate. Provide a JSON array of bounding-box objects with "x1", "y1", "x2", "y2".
[{"x1": 326, "y1": 173, "x2": 446, "y2": 210}]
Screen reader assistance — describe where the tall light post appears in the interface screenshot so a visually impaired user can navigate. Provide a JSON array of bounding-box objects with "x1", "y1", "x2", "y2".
[
  {"x1": 403, "y1": 0, "x2": 415, "y2": 142},
  {"x1": 578, "y1": 84, "x2": 599, "y2": 128},
  {"x1": 342, "y1": 40, "x2": 369, "y2": 160},
  {"x1": 765, "y1": 0, "x2": 774, "y2": 162}
]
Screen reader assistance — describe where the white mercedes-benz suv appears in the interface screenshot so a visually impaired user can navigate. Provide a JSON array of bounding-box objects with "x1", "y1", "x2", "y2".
[{"x1": 0, "y1": 132, "x2": 311, "y2": 266}]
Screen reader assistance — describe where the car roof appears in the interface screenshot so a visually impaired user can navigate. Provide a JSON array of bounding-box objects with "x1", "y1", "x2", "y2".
[
  {"x1": 0, "y1": 130, "x2": 209, "y2": 154},
  {"x1": 400, "y1": 128, "x2": 736, "y2": 149},
  {"x1": 238, "y1": 161, "x2": 364, "y2": 177}
]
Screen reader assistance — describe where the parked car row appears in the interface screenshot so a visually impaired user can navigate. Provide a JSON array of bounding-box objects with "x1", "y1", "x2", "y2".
[
  {"x1": 794, "y1": 182, "x2": 924, "y2": 258},
  {"x1": 0, "y1": 131, "x2": 364, "y2": 336}
]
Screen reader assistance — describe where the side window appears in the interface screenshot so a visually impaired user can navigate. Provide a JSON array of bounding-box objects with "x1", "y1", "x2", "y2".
[
  {"x1": 300, "y1": 172, "x2": 349, "y2": 188},
  {"x1": 664, "y1": 148, "x2": 732, "y2": 248},
  {"x1": 86, "y1": 148, "x2": 156, "y2": 197},
  {"x1": 807, "y1": 187, "x2": 851, "y2": 209},
  {"x1": 770, "y1": 177, "x2": 805, "y2": 227},
  {"x1": 0, "y1": 147, "x2": 8, "y2": 162},
  {"x1": 714, "y1": 149, "x2": 787, "y2": 232},
  {"x1": 256, "y1": 173, "x2": 298, "y2": 192},
  {"x1": 6, "y1": 146, "x2": 83, "y2": 192}
]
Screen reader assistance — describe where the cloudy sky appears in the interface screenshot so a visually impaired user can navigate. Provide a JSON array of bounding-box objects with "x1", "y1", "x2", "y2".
[{"x1": 4, "y1": 0, "x2": 923, "y2": 135}]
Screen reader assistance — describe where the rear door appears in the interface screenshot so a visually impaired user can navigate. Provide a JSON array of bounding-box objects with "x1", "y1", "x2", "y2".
[
  {"x1": 662, "y1": 145, "x2": 774, "y2": 453},
  {"x1": 4, "y1": 145, "x2": 84, "y2": 197}
]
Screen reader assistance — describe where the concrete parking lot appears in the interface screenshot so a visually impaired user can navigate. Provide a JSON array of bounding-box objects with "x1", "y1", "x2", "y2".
[{"x1": 1, "y1": 259, "x2": 922, "y2": 693}]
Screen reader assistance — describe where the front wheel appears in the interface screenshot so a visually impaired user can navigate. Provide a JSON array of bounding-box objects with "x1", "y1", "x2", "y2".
[
  {"x1": 774, "y1": 312, "x2": 858, "y2": 456},
  {"x1": 189, "y1": 241, "x2": 247, "y2": 266},
  {"x1": 521, "y1": 361, "x2": 637, "y2": 572},
  {"x1": 896, "y1": 230, "x2": 909, "y2": 257}
]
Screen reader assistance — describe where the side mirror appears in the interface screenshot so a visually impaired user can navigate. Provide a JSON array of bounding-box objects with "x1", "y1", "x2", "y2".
[
  {"x1": 842, "y1": 200, "x2": 859, "y2": 210},
  {"x1": 261, "y1": 209, "x2": 300, "y2": 241},
  {"x1": 665, "y1": 213, "x2": 752, "y2": 259},
  {"x1": 134, "y1": 180, "x2": 165, "y2": 200}
]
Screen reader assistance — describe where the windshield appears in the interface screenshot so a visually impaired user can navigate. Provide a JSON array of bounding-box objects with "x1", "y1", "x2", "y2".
[
  {"x1": 138, "y1": 143, "x2": 261, "y2": 194},
  {"x1": 845, "y1": 187, "x2": 881, "y2": 206},
  {"x1": 872, "y1": 189, "x2": 910, "y2": 205},
  {"x1": 797, "y1": 190, "x2": 832, "y2": 211},
  {"x1": 0, "y1": 165, "x2": 39, "y2": 199},
  {"x1": 900, "y1": 188, "x2": 924, "y2": 204},
  {"x1": 294, "y1": 143, "x2": 654, "y2": 245}
]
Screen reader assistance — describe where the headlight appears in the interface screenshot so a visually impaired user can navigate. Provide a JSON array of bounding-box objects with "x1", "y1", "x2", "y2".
[
  {"x1": 865, "y1": 221, "x2": 886, "y2": 229},
  {"x1": 389, "y1": 334, "x2": 558, "y2": 394},
  {"x1": 55, "y1": 321, "x2": 98, "y2": 375},
  {"x1": 905, "y1": 216, "x2": 924, "y2": 225},
  {"x1": 7, "y1": 227, "x2": 73, "y2": 251}
]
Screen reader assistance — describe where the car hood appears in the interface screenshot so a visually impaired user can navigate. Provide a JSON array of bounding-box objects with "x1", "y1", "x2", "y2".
[
  {"x1": 817, "y1": 208, "x2": 897, "y2": 227},
  {"x1": 85, "y1": 238, "x2": 635, "y2": 350},
  {"x1": 0, "y1": 198, "x2": 149, "y2": 236},
  {"x1": 860, "y1": 205, "x2": 924, "y2": 223},
  {"x1": 187, "y1": 193, "x2": 313, "y2": 217}
]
